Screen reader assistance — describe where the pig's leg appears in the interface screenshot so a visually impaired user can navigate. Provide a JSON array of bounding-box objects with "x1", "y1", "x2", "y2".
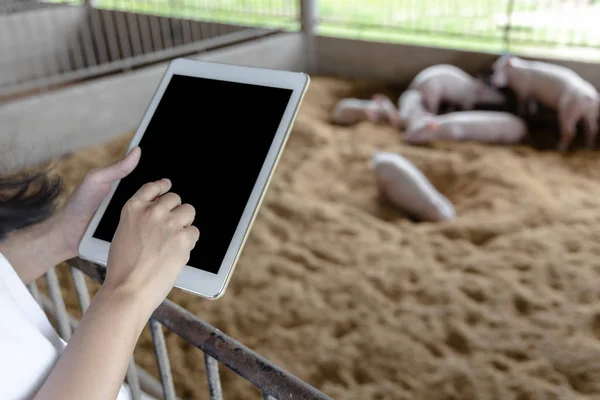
[
  {"x1": 584, "y1": 110, "x2": 598, "y2": 149},
  {"x1": 528, "y1": 100, "x2": 538, "y2": 116},
  {"x1": 513, "y1": 88, "x2": 530, "y2": 116},
  {"x1": 516, "y1": 97, "x2": 529, "y2": 116},
  {"x1": 557, "y1": 100, "x2": 579, "y2": 152}
]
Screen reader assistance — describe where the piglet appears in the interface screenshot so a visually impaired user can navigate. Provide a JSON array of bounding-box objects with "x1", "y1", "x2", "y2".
[
  {"x1": 404, "y1": 111, "x2": 527, "y2": 145},
  {"x1": 371, "y1": 150, "x2": 455, "y2": 222},
  {"x1": 331, "y1": 95, "x2": 397, "y2": 126},
  {"x1": 490, "y1": 54, "x2": 600, "y2": 151},
  {"x1": 373, "y1": 90, "x2": 433, "y2": 130},
  {"x1": 409, "y1": 64, "x2": 506, "y2": 114}
]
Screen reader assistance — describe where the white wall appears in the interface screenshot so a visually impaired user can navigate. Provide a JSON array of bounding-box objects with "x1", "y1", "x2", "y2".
[{"x1": 0, "y1": 33, "x2": 307, "y2": 173}]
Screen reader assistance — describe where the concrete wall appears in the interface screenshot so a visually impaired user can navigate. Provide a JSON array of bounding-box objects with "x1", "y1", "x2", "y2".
[
  {"x1": 316, "y1": 36, "x2": 600, "y2": 89},
  {"x1": 0, "y1": 33, "x2": 306, "y2": 172}
]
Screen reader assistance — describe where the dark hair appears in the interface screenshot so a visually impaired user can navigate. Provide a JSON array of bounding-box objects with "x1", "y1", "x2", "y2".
[{"x1": 0, "y1": 172, "x2": 63, "y2": 240}]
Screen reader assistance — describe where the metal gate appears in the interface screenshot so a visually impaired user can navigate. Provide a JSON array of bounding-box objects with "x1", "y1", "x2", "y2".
[
  {"x1": 30, "y1": 258, "x2": 332, "y2": 400},
  {"x1": 0, "y1": 0, "x2": 298, "y2": 99}
]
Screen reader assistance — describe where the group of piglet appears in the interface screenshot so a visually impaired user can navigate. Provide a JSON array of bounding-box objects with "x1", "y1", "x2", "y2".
[{"x1": 332, "y1": 54, "x2": 600, "y2": 222}]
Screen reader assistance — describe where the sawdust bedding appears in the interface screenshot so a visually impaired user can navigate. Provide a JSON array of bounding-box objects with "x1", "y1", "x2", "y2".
[{"x1": 49, "y1": 76, "x2": 600, "y2": 400}]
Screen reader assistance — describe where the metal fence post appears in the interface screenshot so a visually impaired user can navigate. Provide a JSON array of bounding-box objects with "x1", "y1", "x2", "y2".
[
  {"x1": 300, "y1": 0, "x2": 318, "y2": 73},
  {"x1": 503, "y1": 0, "x2": 515, "y2": 52}
]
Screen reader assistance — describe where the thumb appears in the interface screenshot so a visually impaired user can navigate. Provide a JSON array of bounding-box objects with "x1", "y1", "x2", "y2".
[{"x1": 93, "y1": 146, "x2": 141, "y2": 183}]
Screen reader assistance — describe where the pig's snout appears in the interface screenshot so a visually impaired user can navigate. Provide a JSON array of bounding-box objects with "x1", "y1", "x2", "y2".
[
  {"x1": 434, "y1": 196, "x2": 456, "y2": 221},
  {"x1": 421, "y1": 195, "x2": 456, "y2": 222}
]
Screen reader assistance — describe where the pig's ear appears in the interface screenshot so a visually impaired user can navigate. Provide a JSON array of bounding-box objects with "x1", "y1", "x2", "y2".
[
  {"x1": 426, "y1": 120, "x2": 440, "y2": 130},
  {"x1": 506, "y1": 55, "x2": 515, "y2": 67}
]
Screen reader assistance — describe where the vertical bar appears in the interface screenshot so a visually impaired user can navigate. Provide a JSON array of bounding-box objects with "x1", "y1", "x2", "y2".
[
  {"x1": 503, "y1": 0, "x2": 515, "y2": 52},
  {"x1": 126, "y1": 13, "x2": 143, "y2": 56},
  {"x1": 66, "y1": 11, "x2": 86, "y2": 71},
  {"x1": 27, "y1": 282, "x2": 42, "y2": 306},
  {"x1": 79, "y1": 10, "x2": 98, "y2": 67},
  {"x1": 149, "y1": 319, "x2": 177, "y2": 400},
  {"x1": 300, "y1": 0, "x2": 318, "y2": 73},
  {"x1": 16, "y1": 13, "x2": 43, "y2": 85},
  {"x1": 90, "y1": 9, "x2": 110, "y2": 64},
  {"x1": 125, "y1": 359, "x2": 143, "y2": 400},
  {"x1": 161, "y1": 18, "x2": 174, "y2": 49},
  {"x1": 115, "y1": 11, "x2": 133, "y2": 60},
  {"x1": 33, "y1": 13, "x2": 61, "y2": 84},
  {"x1": 149, "y1": 16, "x2": 165, "y2": 51},
  {"x1": 45, "y1": 268, "x2": 72, "y2": 341},
  {"x1": 70, "y1": 267, "x2": 91, "y2": 310},
  {"x1": 102, "y1": 11, "x2": 122, "y2": 61},
  {"x1": 138, "y1": 15, "x2": 154, "y2": 54},
  {"x1": 181, "y1": 18, "x2": 193, "y2": 45},
  {"x1": 190, "y1": 20, "x2": 201, "y2": 42},
  {"x1": 204, "y1": 354, "x2": 223, "y2": 400}
]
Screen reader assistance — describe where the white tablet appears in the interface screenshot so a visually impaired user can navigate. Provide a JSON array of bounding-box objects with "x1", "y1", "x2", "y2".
[{"x1": 79, "y1": 57, "x2": 309, "y2": 299}]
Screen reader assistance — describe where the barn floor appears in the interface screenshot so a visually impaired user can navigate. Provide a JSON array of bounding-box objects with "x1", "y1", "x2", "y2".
[{"x1": 51, "y1": 76, "x2": 600, "y2": 400}]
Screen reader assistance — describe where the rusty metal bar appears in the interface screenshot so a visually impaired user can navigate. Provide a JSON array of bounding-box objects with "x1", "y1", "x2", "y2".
[
  {"x1": 125, "y1": 358, "x2": 143, "y2": 400},
  {"x1": 44, "y1": 267, "x2": 72, "y2": 340},
  {"x1": 149, "y1": 319, "x2": 177, "y2": 400},
  {"x1": 71, "y1": 258, "x2": 332, "y2": 400},
  {"x1": 204, "y1": 354, "x2": 223, "y2": 400}
]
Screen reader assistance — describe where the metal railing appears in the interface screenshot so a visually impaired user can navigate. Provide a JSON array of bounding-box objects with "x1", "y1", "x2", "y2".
[
  {"x1": 315, "y1": 0, "x2": 600, "y2": 60},
  {"x1": 29, "y1": 258, "x2": 332, "y2": 400},
  {"x1": 0, "y1": 0, "x2": 295, "y2": 99},
  {"x1": 4, "y1": 0, "x2": 600, "y2": 100}
]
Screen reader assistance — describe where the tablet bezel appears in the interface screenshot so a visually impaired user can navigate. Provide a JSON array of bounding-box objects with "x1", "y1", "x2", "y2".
[{"x1": 78, "y1": 57, "x2": 309, "y2": 299}]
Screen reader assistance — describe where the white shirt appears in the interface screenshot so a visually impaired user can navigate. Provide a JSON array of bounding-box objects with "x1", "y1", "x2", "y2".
[{"x1": 0, "y1": 252, "x2": 143, "y2": 400}]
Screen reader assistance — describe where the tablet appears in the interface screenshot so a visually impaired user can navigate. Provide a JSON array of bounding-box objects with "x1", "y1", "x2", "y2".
[{"x1": 78, "y1": 58, "x2": 309, "y2": 299}]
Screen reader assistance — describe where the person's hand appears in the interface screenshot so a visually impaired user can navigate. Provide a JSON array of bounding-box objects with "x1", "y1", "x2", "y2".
[
  {"x1": 103, "y1": 179, "x2": 200, "y2": 314},
  {"x1": 54, "y1": 147, "x2": 141, "y2": 259}
]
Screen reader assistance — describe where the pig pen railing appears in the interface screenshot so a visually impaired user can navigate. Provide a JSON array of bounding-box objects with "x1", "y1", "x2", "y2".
[
  {"x1": 315, "y1": 0, "x2": 600, "y2": 61},
  {"x1": 28, "y1": 258, "x2": 332, "y2": 400}
]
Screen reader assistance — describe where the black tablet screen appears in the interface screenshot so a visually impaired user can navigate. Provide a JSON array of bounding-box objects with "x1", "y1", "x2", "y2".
[{"x1": 93, "y1": 74, "x2": 293, "y2": 274}]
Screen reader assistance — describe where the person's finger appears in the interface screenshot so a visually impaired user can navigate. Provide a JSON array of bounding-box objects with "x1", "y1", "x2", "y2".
[
  {"x1": 134, "y1": 178, "x2": 171, "y2": 202},
  {"x1": 182, "y1": 225, "x2": 200, "y2": 246},
  {"x1": 170, "y1": 203, "x2": 196, "y2": 227},
  {"x1": 155, "y1": 192, "x2": 181, "y2": 211},
  {"x1": 91, "y1": 147, "x2": 141, "y2": 184}
]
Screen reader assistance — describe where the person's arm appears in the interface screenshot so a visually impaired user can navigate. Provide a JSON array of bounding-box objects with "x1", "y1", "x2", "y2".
[
  {"x1": 33, "y1": 178, "x2": 199, "y2": 400},
  {"x1": 0, "y1": 215, "x2": 74, "y2": 283},
  {"x1": 33, "y1": 286, "x2": 145, "y2": 400}
]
